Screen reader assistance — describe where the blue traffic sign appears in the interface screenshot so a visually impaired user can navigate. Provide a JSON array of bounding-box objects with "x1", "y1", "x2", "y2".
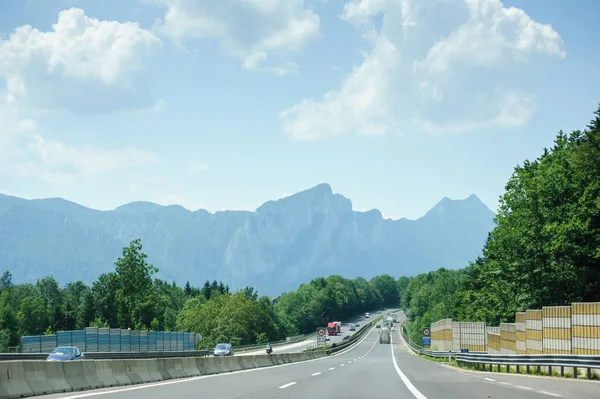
[{"x1": 422, "y1": 337, "x2": 431, "y2": 345}]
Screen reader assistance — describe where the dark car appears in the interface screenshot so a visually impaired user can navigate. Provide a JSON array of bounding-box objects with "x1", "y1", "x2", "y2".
[
  {"x1": 213, "y1": 343, "x2": 234, "y2": 356},
  {"x1": 47, "y1": 346, "x2": 84, "y2": 361}
]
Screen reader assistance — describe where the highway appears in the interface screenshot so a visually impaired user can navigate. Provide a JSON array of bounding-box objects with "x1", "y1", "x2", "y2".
[
  {"x1": 38, "y1": 315, "x2": 600, "y2": 399},
  {"x1": 239, "y1": 315, "x2": 367, "y2": 356}
]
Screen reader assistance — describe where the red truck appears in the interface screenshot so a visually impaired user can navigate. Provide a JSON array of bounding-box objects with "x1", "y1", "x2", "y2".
[{"x1": 327, "y1": 321, "x2": 341, "y2": 335}]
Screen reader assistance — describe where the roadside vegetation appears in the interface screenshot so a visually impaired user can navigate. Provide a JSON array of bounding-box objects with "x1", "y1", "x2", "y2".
[
  {"x1": 400, "y1": 104, "x2": 600, "y2": 343},
  {"x1": 0, "y1": 240, "x2": 403, "y2": 351}
]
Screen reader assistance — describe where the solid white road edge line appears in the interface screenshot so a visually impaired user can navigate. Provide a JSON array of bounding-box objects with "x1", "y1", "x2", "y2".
[
  {"x1": 390, "y1": 332, "x2": 428, "y2": 399},
  {"x1": 52, "y1": 326, "x2": 378, "y2": 398}
]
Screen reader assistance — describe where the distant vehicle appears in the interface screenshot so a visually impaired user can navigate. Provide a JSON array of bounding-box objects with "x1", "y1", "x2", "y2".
[
  {"x1": 380, "y1": 327, "x2": 391, "y2": 344},
  {"x1": 376, "y1": 324, "x2": 381, "y2": 328},
  {"x1": 327, "y1": 322, "x2": 341, "y2": 335},
  {"x1": 47, "y1": 346, "x2": 84, "y2": 361},
  {"x1": 355, "y1": 323, "x2": 360, "y2": 328},
  {"x1": 349, "y1": 325, "x2": 356, "y2": 331},
  {"x1": 214, "y1": 343, "x2": 234, "y2": 356},
  {"x1": 365, "y1": 312, "x2": 370, "y2": 318}
]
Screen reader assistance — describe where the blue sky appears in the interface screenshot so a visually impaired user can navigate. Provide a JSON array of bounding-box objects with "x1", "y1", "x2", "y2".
[{"x1": 0, "y1": 0, "x2": 598, "y2": 219}]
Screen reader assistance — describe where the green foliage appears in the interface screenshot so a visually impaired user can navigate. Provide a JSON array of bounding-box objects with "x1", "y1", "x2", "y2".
[
  {"x1": 400, "y1": 268, "x2": 465, "y2": 343},
  {"x1": 0, "y1": 329, "x2": 10, "y2": 352},
  {"x1": 273, "y1": 275, "x2": 384, "y2": 337},
  {"x1": 402, "y1": 104, "x2": 600, "y2": 334},
  {"x1": 455, "y1": 105, "x2": 600, "y2": 323}
]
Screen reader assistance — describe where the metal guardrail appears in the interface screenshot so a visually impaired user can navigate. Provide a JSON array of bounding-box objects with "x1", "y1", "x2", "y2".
[
  {"x1": 456, "y1": 353, "x2": 600, "y2": 379},
  {"x1": 400, "y1": 321, "x2": 600, "y2": 380},
  {"x1": 0, "y1": 350, "x2": 210, "y2": 361},
  {"x1": 233, "y1": 332, "x2": 317, "y2": 354}
]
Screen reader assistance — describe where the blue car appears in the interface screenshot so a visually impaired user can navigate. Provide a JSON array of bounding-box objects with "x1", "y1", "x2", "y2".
[{"x1": 47, "y1": 346, "x2": 85, "y2": 361}]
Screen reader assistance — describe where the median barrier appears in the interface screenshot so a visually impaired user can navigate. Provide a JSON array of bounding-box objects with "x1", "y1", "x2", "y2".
[
  {"x1": 94, "y1": 360, "x2": 122, "y2": 387},
  {"x1": 146, "y1": 359, "x2": 164, "y2": 382},
  {"x1": 180, "y1": 357, "x2": 200, "y2": 377},
  {"x1": 63, "y1": 360, "x2": 97, "y2": 391},
  {"x1": 23, "y1": 361, "x2": 70, "y2": 395},
  {"x1": 0, "y1": 361, "x2": 33, "y2": 398},
  {"x1": 0, "y1": 350, "x2": 329, "y2": 398},
  {"x1": 104, "y1": 360, "x2": 132, "y2": 386},
  {"x1": 162, "y1": 358, "x2": 185, "y2": 379}
]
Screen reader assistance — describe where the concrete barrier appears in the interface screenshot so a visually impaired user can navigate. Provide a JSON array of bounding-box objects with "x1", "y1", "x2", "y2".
[
  {"x1": 0, "y1": 351, "x2": 329, "y2": 398},
  {"x1": 0, "y1": 361, "x2": 34, "y2": 398},
  {"x1": 22, "y1": 361, "x2": 67, "y2": 395},
  {"x1": 180, "y1": 357, "x2": 200, "y2": 377},
  {"x1": 94, "y1": 360, "x2": 122, "y2": 387},
  {"x1": 63, "y1": 361, "x2": 96, "y2": 391}
]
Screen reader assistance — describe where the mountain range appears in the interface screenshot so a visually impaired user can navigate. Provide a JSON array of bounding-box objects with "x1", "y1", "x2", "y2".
[{"x1": 0, "y1": 184, "x2": 495, "y2": 295}]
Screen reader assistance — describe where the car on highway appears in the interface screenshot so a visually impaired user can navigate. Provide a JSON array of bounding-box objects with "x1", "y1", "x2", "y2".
[
  {"x1": 349, "y1": 325, "x2": 356, "y2": 331},
  {"x1": 47, "y1": 346, "x2": 84, "y2": 361},
  {"x1": 376, "y1": 324, "x2": 381, "y2": 328},
  {"x1": 355, "y1": 323, "x2": 360, "y2": 328},
  {"x1": 213, "y1": 343, "x2": 234, "y2": 356}
]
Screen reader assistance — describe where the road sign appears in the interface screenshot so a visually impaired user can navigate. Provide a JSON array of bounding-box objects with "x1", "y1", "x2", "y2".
[
  {"x1": 317, "y1": 327, "x2": 326, "y2": 337},
  {"x1": 422, "y1": 327, "x2": 430, "y2": 337},
  {"x1": 422, "y1": 337, "x2": 431, "y2": 345}
]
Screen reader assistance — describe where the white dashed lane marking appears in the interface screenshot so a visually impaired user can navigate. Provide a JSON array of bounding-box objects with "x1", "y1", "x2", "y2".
[{"x1": 279, "y1": 382, "x2": 296, "y2": 389}]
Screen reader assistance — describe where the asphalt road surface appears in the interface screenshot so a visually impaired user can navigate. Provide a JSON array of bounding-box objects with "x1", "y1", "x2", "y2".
[
  {"x1": 240, "y1": 312, "x2": 376, "y2": 356},
  {"x1": 39, "y1": 320, "x2": 599, "y2": 399}
]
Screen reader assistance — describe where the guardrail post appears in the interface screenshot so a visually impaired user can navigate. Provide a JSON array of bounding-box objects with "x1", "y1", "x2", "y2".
[
  {"x1": 573, "y1": 367, "x2": 577, "y2": 378},
  {"x1": 587, "y1": 368, "x2": 591, "y2": 380},
  {"x1": 560, "y1": 366, "x2": 564, "y2": 376}
]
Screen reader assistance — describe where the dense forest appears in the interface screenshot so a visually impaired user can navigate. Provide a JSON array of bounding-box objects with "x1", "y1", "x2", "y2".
[
  {"x1": 401, "y1": 105, "x2": 600, "y2": 343},
  {"x1": 0, "y1": 239, "x2": 402, "y2": 351}
]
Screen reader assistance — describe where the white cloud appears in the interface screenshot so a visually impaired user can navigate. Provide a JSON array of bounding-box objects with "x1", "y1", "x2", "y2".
[
  {"x1": 0, "y1": 9, "x2": 161, "y2": 183},
  {"x1": 0, "y1": 8, "x2": 162, "y2": 113},
  {"x1": 0, "y1": 93, "x2": 158, "y2": 184},
  {"x1": 155, "y1": 0, "x2": 320, "y2": 75},
  {"x1": 187, "y1": 159, "x2": 209, "y2": 174},
  {"x1": 280, "y1": 0, "x2": 566, "y2": 140}
]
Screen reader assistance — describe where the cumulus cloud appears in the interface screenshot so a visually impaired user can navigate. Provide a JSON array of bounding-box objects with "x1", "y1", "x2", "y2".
[
  {"x1": 280, "y1": 0, "x2": 566, "y2": 140},
  {"x1": 155, "y1": 0, "x2": 320, "y2": 75},
  {"x1": 0, "y1": 8, "x2": 162, "y2": 114},
  {"x1": 0, "y1": 9, "x2": 160, "y2": 183},
  {"x1": 0, "y1": 93, "x2": 158, "y2": 184}
]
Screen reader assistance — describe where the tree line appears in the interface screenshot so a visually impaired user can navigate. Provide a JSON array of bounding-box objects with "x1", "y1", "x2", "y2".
[
  {"x1": 0, "y1": 238, "x2": 403, "y2": 351},
  {"x1": 400, "y1": 104, "x2": 600, "y2": 343}
]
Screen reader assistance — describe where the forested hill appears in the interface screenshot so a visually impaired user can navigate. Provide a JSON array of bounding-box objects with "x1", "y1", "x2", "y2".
[
  {"x1": 400, "y1": 104, "x2": 600, "y2": 342},
  {"x1": 0, "y1": 239, "x2": 404, "y2": 351},
  {"x1": 0, "y1": 184, "x2": 494, "y2": 295}
]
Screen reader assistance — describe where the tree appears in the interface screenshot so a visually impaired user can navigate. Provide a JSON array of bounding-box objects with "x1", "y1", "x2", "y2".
[
  {"x1": 0, "y1": 271, "x2": 12, "y2": 294},
  {"x1": 184, "y1": 282, "x2": 192, "y2": 296},
  {"x1": 114, "y1": 239, "x2": 158, "y2": 329},
  {"x1": 370, "y1": 275, "x2": 400, "y2": 307},
  {"x1": 201, "y1": 280, "x2": 211, "y2": 300}
]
